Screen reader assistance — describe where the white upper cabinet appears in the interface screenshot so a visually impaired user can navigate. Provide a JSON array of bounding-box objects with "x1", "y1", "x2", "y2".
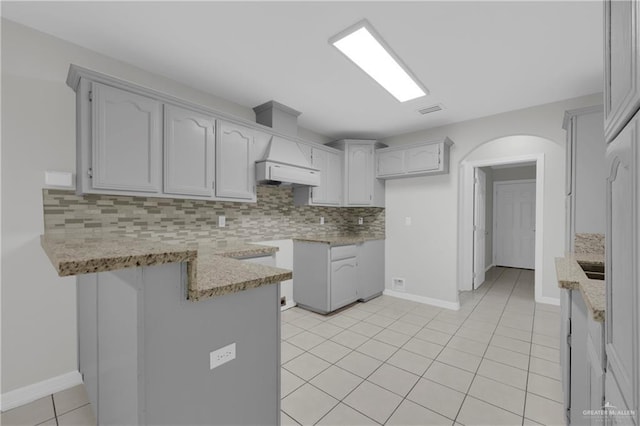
[
  {"x1": 377, "y1": 150, "x2": 404, "y2": 177},
  {"x1": 346, "y1": 143, "x2": 374, "y2": 206},
  {"x1": 326, "y1": 139, "x2": 385, "y2": 207},
  {"x1": 604, "y1": 0, "x2": 640, "y2": 142},
  {"x1": 91, "y1": 82, "x2": 162, "y2": 193},
  {"x1": 406, "y1": 144, "x2": 440, "y2": 172},
  {"x1": 293, "y1": 145, "x2": 343, "y2": 207},
  {"x1": 311, "y1": 147, "x2": 342, "y2": 206},
  {"x1": 163, "y1": 105, "x2": 215, "y2": 198},
  {"x1": 215, "y1": 121, "x2": 255, "y2": 201},
  {"x1": 563, "y1": 106, "x2": 605, "y2": 252},
  {"x1": 375, "y1": 138, "x2": 453, "y2": 179}
]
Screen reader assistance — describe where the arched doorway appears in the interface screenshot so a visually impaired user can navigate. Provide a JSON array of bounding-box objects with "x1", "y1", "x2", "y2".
[{"x1": 457, "y1": 135, "x2": 564, "y2": 305}]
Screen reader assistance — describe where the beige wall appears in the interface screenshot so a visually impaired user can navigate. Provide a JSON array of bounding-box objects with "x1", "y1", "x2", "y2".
[
  {"x1": 381, "y1": 92, "x2": 602, "y2": 306},
  {"x1": 0, "y1": 19, "x2": 329, "y2": 394}
]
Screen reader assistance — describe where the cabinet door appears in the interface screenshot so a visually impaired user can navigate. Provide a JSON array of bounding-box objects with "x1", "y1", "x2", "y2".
[
  {"x1": 312, "y1": 148, "x2": 342, "y2": 206},
  {"x1": 571, "y1": 290, "x2": 590, "y2": 423},
  {"x1": 216, "y1": 121, "x2": 255, "y2": 200},
  {"x1": 357, "y1": 240, "x2": 384, "y2": 301},
  {"x1": 605, "y1": 0, "x2": 640, "y2": 142},
  {"x1": 330, "y1": 257, "x2": 358, "y2": 311},
  {"x1": 587, "y1": 332, "x2": 605, "y2": 426},
  {"x1": 91, "y1": 82, "x2": 161, "y2": 193},
  {"x1": 164, "y1": 105, "x2": 215, "y2": 197},
  {"x1": 605, "y1": 112, "x2": 638, "y2": 425},
  {"x1": 310, "y1": 148, "x2": 329, "y2": 204},
  {"x1": 346, "y1": 144, "x2": 374, "y2": 205},
  {"x1": 377, "y1": 150, "x2": 405, "y2": 177},
  {"x1": 324, "y1": 150, "x2": 343, "y2": 205},
  {"x1": 406, "y1": 144, "x2": 440, "y2": 173}
]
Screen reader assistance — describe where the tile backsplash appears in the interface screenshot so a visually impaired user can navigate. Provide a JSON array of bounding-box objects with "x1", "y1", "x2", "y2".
[
  {"x1": 575, "y1": 233, "x2": 605, "y2": 254},
  {"x1": 43, "y1": 186, "x2": 385, "y2": 244}
]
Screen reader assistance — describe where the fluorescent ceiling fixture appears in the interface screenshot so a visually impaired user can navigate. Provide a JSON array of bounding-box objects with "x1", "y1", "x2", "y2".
[{"x1": 331, "y1": 21, "x2": 427, "y2": 102}]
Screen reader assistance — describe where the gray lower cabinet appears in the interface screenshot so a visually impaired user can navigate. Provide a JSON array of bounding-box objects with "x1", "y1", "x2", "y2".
[
  {"x1": 561, "y1": 289, "x2": 606, "y2": 425},
  {"x1": 357, "y1": 239, "x2": 385, "y2": 301},
  {"x1": 77, "y1": 262, "x2": 280, "y2": 425},
  {"x1": 293, "y1": 240, "x2": 384, "y2": 314},
  {"x1": 330, "y1": 256, "x2": 358, "y2": 310}
]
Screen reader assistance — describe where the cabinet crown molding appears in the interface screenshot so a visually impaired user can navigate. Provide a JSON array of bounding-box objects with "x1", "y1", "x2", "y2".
[{"x1": 562, "y1": 105, "x2": 604, "y2": 130}]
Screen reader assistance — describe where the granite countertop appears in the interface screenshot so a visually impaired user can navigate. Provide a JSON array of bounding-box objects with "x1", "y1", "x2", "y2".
[
  {"x1": 294, "y1": 234, "x2": 385, "y2": 246},
  {"x1": 555, "y1": 253, "x2": 605, "y2": 322},
  {"x1": 41, "y1": 234, "x2": 292, "y2": 302}
]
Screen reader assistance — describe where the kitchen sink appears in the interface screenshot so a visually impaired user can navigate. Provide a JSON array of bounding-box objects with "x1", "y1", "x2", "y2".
[{"x1": 578, "y1": 262, "x2": 605, "y2": 281}]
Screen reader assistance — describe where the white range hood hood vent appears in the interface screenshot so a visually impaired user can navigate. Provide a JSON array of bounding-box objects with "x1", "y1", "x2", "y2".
[
  {"x1": 255, "y1": 136, "x2": 320, "y2": 186},
  {"x1": 253, "y1": 101, "x2": 320, "y2": 187}
]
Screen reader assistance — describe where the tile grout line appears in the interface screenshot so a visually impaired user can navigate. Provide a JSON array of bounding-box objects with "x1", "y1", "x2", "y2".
[
  {"x1": 452, "y1": 268, "x2": 523, "y2": 424},
  {"x1": 383, "y1": 267, "x2": 509, "y2": 424}
]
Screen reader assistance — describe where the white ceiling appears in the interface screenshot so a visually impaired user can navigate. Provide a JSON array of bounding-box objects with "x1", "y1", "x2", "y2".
[{"x1": 2, "y1": 1, "x2": 603, "y2": 140}]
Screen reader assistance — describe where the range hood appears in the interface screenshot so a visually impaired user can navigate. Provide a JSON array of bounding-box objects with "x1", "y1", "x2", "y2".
[{"x1": 255, "y1": 136, "x2": 321, "y2": 186}]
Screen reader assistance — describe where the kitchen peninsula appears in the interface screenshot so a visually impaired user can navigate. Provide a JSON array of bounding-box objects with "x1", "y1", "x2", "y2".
[{"x1": 41, "y1": 233, "x2": 291, "y2": 425}]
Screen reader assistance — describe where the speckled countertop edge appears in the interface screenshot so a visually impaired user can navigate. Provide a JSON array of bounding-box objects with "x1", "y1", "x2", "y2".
[
  {"x1": 293, "y1": 235, "x2": 385, "y2": 246},
  {"x1": 555, "y1": 254, "x2": 605, "y2": 322},
  {"x1": 41, "y1": 234, "x2": 291, "y2": 302}
]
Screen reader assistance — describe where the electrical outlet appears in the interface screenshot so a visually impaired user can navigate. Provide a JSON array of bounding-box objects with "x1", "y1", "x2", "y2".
[
  {"x1": 210, "y1": 343, "x2": 236, "y2": 370},
  {"x1": 320, "y1": 216, "x2": 325, "y2": 225},
  {"x1": 218, "y1": 215, "x2": 226, "y2": 228},
  {"x1": 392, "y1": 278, "x2": 406, "y2": 292},
  {"x1": 358, "y1": 217, "x2": 364, "y2": 225}
]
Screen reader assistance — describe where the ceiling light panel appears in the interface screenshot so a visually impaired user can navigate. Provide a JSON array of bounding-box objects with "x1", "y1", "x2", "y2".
[{"x1": 331, "y1": 20, "x2": 428, "y2": 102}]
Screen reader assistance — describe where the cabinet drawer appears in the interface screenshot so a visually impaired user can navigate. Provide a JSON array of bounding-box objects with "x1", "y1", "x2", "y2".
[{"x1": 331, "y1": 245, "x2": 357, "y2": 261}]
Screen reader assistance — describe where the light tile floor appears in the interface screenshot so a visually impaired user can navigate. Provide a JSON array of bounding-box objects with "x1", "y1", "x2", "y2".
[
  {"x1": 2, "y1": 267, "x2": 563, "y2": 426},
  {"x1": 281, "y1": 267, "x2": 564, "y2": 426},
  {"x1": 1, "y1": 384, "x2": 95, "y2": 426}
]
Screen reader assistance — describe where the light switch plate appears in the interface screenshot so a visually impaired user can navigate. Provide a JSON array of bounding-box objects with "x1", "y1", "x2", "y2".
[
  {"x1": 218, "y1": 215, "x2": 226, "y2": 228},
  {"x1": 320, "y1": 217, "x2": 325, "y2": 225},
  {"x1": 358, "y1": 217, "x2": 364, "y2": 225}
]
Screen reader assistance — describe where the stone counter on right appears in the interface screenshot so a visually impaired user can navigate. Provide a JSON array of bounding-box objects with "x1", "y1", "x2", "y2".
[{"x1": 555, "y1": 253, "x2": 605, "y2": 322}]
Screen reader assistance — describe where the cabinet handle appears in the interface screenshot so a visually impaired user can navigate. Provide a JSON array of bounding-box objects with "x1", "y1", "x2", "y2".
[{"x1": 87, "y1": 168, "x2": 93, "y2": 179}]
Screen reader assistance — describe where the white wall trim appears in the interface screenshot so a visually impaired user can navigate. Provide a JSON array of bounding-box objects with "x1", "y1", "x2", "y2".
[
  {"x1": 383, "y1": 289, "x2": 461, "y2": 311},
  {"x1": 484, "y1": 264, "x2": 495, "y2": 273},
  {"x1": 459, "y1": 153, "x2": 545, "y2": 305},
  {"x1": 536, "y1": 296, "x2": 561, "y2": 306},
  {"x1": 0, "y1": 370, "x2": 82, "y2": 412},
  {"x1": 281, "y1": 301, "x2": 297, "y2": 311}
]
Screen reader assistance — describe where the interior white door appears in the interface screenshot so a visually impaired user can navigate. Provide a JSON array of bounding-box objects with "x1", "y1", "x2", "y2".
[
  {"x1": 473, "y1": 168, "x2": 487, "y2": 288},
  {"x1": 494, "y1": 181, "x2": 536, "y2": 269}
]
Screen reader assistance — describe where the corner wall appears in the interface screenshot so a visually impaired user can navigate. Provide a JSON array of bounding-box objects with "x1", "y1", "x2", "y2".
[{"x1": 381, "y1": 92, "x2": 602, "y2": 307}]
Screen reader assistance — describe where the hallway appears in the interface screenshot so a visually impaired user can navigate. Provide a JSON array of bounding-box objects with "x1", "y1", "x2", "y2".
[{"x1": 281, "y1": 267, "x2": 564, "y2": 425}]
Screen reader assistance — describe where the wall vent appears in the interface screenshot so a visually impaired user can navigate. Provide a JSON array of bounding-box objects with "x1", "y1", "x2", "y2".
[
  {"x1": 418, "y1": 104, "x2": 444, "y2": 115},
  {"x1": 392, "y1": 278, "x2": 406, "y2": 292}
]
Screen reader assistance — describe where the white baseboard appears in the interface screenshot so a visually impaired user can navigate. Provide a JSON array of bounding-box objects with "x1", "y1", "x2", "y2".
[
  {"x1": 281, "y1": 301, "x2": 297, "y2": 311},
  {"x1": 384, "y1": 289, "x2": 460, "y2": 311},
  {"x1": 535, "y1": 296, "x2": 561, "y2": 306},
  {"x1": 1, "y1": 370, "x2": 82, "y2": 412},
  {"x1": 485, "y1": 264, "x2": 495, "y2": 272}
]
